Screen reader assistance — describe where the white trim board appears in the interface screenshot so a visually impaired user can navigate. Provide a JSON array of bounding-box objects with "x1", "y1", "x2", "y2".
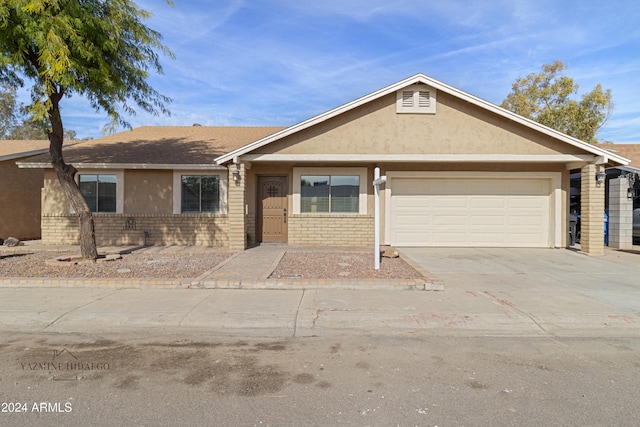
[{"x1": 242, "y1": 154, "x2": 597, "y2": 163}]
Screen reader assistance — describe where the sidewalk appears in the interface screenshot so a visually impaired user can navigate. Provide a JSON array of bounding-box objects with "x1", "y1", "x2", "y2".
[{"x1": 1, "y1": 243, "x2": 639, "y2": 338}]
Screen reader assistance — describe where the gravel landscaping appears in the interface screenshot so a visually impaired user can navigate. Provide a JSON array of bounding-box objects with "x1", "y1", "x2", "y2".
[
  {"x1": 0, "y1": 251, "x2": 232, "y2": 279},
  {"x1": 0, "y1": 247, "x2": 424, "y2": 281},
  {"x1": 270, "y1": 251, "x2": 423, "y2": 280}
]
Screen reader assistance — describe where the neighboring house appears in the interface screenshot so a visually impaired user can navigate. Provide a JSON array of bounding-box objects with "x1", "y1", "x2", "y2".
[
  {"x1": 18, "y1": 74, "x2": 629, "y2": 254},
  {"x1": 600, "y1": 144, "x2": 640, "y2": 181},
  {"x1": 0, "y1": 140, "x2": 49, "y2": 240},
  {"x1": 19, "y1": 126, "x2": 285, "y2": 247},
  {"x1": 600, "y1": 144, "x2": 640, "y2": 245}
]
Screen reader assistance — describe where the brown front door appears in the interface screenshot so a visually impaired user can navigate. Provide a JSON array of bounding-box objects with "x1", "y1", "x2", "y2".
[{"x1": 259, "y1": 176, "x2": 288, "y2": 243}]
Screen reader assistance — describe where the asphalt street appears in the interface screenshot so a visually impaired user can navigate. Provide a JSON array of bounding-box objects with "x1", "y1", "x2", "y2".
[{"x1": 1, "y1": 247, "x2": 640, "y2": 426}]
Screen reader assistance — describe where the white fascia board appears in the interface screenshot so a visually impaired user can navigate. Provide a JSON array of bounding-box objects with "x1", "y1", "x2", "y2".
[
  {"x1": 17, "y1": 162, "x2": 225, "y2": 170},
  {"x1": 1, "y1": 149, "x2": 49, "y2": 162},
  {"x1": 215, "y1": 73, "x2": 630, "y2": 167},
  {"x1": 242, "y1": 153, "x2": 596, "y2": 163}
]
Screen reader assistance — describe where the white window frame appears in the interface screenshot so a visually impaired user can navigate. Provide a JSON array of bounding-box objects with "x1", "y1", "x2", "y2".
[
  {"x1": 74, "y1": 170, "x2": 124, "y2": 214},
  {"x1": 396, "y1": 84, "x2": 437, "y2": 114},
  {"x1": 293, "y1": 167, "x2": 367, "y2": 214},
  {"x1": 173, "y1": 170, "x2": 228, "y2": 214}
]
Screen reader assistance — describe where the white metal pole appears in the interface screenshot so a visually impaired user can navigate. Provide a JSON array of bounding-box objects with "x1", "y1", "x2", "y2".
[{"x1": 374, "y1": 167, "x2": 380, "y2": 270}]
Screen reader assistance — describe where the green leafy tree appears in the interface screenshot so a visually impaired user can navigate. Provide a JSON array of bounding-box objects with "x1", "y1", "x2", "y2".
[
  {"x1": 1, "y1": 84, "x2": 48, "y2": 139},
  {"x1": 501, "y1": 60, "x2": 613, "y2": 144},
  {"x1": 0, "y1": 84, "x2": 18, "y2": 136},
  {"x1": 0, "y1": 0, "x2": 173, "y2": 259},
  {"x1": 1, "y1": 84, "x2": 80, "y2": 139}
]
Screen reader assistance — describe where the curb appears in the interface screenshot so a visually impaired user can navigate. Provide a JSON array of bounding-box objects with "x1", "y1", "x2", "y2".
[
  {"x1": 0, "y1": 277, "x2": 189, "y2": 289},
  {"x1": 0, "y1": 277, "x2": 443, "y2": 291},
  {"x1": 195, "y1": 278, "x2": 442, "y2": 291}
]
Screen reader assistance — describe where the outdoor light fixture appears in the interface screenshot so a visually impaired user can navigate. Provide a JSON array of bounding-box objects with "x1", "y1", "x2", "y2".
[
  {"x1": 232, "y1": 163, "x2": 241, "y2": 182},
  {"x1": 595, "y1": 169, "x2": 606, "y2": 185}
]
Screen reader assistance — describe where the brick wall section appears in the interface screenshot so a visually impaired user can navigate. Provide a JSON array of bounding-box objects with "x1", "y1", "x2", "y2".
[
  {"x1": 42, "y1": 214, "x2": 228, "y2": 246},
  {"x1": 580, "y1": 163, "x2": 605, "y2": 255},
  {"x1": 227, "y1": 164, "x2": 246, "y2": 251},
  {"x1": 608, "y1": 176, "x2": 633, "y2": 249},
  {"x1": 288, "y1": 215, "x2": 374, "y2": 246},
  {"x1": 245, "y1": 214, "x2": 256, "y2": 246}
]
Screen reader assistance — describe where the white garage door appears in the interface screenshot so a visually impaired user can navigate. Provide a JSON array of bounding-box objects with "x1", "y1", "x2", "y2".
[{"x1": 390, "y1": 177, "x2": 551, "y2": 247}]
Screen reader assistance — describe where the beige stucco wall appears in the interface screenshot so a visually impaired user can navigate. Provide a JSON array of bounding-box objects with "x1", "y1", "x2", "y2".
[
  {"x1": 43, "y1": 170, "x2": 71, "y2": 216},
  {"x1": 254, "y1": 92, "x2": 578, "y2": 156},
  {"x1": 125, "y1": 170, "x2": 173, "y2": 213},
  {"x1": 0, "y1": 159, "x2": 43, "y2": 240}
]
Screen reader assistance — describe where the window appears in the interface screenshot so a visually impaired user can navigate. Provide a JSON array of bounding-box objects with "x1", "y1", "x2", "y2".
[
  {"x1": 301, "y1": 175, "x2": 359, "y2": 213},
  {"x1": 181, "y1": 175, "x2": 220, "y2": 213},
  {"x1": 294, "y1": 167, "x2": 367, "y2": 214},
  {"x1": 79, "y1": 174, "x2": 117, "y2": 213},
  {"x1": 172, "y1": 171, "x2": 227, "y2": 214},
  {"x1": 396, "y1": 85, "x2": 437, "y2": 114},
  {"x1": 300, "y1": 175, "x2": 360, "y2": 213}
]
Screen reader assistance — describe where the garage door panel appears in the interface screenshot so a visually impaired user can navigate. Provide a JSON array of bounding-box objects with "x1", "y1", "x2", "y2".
[
  {"x1": 471, "y1": 215, "x2": 506, "y2": 226},
  {"x1": 508, "y1": 215, "x2": 544, "y2": 226},
  {"x1": 470, "y1": 197, "x2": 505, "y2": 208},
  {"x1": 469, "y1": 232, "x2": 505, "y2": 243},
  {"x1": 434, "y1": 215, "x2": 468, "y2": 225},
  {"x1": 508, "y1": 198, "x2": 544, "y2": 209},
  {"x1": 395, "y1": 197, "x2": 431, "y2": 209},
  {"x1": 433, "y1": 197, "x2": 468, "y2": 208},
  {"x1": 390, "y1": 177, "x2": 551, "y2": 247},
  {"x1": 508, "y1": 233, "x2": 545, "y2": 244},
  {"x1": 394, "y1": 213, "x2": 430, "y2": 226}
]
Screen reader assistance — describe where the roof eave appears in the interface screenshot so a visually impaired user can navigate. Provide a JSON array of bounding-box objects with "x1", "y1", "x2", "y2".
[
  {"x1": 0, "y1": 148, "x2": 50, "y2": 162},
  {"x1": 17, "y1": 162, "x2": 226, "y2": 170}
]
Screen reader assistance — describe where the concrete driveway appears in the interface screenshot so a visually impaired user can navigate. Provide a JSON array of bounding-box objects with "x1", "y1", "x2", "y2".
[{"x1": 399, "y1": 247, "x2": 640, "y2": 327}]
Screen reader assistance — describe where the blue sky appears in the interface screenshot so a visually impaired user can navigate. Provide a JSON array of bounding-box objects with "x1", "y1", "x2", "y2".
[{"x1": 41, "y1": 0, "x2": 640, "y2": 143}]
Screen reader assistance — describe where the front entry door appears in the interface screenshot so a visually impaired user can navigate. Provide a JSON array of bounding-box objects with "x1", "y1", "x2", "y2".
[{"x1": 259, "y1": 176, "x2": 288, "y2": 243}]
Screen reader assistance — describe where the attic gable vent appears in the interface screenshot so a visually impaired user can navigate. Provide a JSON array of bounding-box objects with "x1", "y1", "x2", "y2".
[
  {"x1": 396, "y1": 85, "x2": 437, "y2": 114},
  {"x1": 402, "y1": 91, "x2": 414, "y2": 108},
  {"x1": 419, "y1": 91, "x2": 430, "y2": 107}
]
